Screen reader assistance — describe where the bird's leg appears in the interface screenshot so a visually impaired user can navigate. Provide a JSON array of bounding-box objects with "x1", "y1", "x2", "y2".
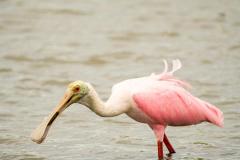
[
  {"x1": 157, "y1": 140, "x2": 164, "y2": 160},
  {"x1": 163, "y1": 134, "x2": 176, "y2": 156}
]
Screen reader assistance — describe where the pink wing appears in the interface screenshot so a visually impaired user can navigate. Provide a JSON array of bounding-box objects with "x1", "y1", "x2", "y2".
[{"x1": 133, "y1": 84, "x2": 223, "y2": 127}]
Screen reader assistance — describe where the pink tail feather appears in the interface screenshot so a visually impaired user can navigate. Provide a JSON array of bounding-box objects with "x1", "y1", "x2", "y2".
[{"x1": 205, "y1": 102, "x2": 224, "y2": 127}]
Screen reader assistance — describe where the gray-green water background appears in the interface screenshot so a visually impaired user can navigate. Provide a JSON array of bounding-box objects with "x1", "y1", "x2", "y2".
[{"x1": 0, "y1": 0, "x2": 239, "y2": 159}]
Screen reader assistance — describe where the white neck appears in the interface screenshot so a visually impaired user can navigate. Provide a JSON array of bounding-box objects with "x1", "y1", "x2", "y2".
[{"x1": 81, "y1": 83, "x2": 127, "y2": 117}]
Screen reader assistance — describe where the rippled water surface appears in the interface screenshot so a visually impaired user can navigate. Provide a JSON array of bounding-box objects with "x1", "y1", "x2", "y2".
[{"x1": 0, "y1": 0, "x2": 240, "y2": 159}]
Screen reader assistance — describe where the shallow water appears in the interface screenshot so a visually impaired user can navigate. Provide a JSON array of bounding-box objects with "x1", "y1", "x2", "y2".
[{"x1": 0, "y1": 0, "x2": 240, "y2": 159}]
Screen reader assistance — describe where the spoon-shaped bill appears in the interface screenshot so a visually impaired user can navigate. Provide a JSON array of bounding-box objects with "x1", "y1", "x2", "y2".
[{"x1": 31, "y1": 91, "x2": 73, "y2": 144}]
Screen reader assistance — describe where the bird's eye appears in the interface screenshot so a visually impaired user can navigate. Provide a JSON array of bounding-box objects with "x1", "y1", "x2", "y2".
[{"x1": 74, "y1": 87, "x2": 80, "y2": 92}]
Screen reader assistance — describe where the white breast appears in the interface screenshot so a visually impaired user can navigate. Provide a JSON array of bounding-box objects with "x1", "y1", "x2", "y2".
[{"x1": 112, "y1": 79, "x2": 155, "y2": 124}]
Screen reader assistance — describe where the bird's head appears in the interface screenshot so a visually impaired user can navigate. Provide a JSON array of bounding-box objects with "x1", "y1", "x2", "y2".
[
  {"x1": 67, "y1": 80, "x2": 90, "y2": 104},
  {"x1": 31, "y1": 80, "x2": 90, "y2": 144}
]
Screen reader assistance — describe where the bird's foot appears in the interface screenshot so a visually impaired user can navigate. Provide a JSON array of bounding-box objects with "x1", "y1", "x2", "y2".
[
  {"x1": 165, "y1": 152, "x2": 175, "y2": 160},
  {"x1": 158, "y1": 154, "x2": 173, "y2": 160}
]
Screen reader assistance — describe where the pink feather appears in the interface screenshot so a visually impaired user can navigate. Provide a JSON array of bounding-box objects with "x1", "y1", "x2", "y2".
[
  {"x1": 133, "y1": 84, "x2": 223, "y2": 127},
  {"x1": 131, "y1": 61, "x2": 223, "y2": 141}
]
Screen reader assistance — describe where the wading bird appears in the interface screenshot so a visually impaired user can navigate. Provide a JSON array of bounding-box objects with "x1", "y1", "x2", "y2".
[{"x1": 31, "y1": 60, "x2": 223, "y2": 160}]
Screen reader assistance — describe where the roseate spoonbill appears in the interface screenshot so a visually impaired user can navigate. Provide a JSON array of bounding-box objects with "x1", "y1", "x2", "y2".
[{"x1": 31, "y1": 59, "x2": 223, "y2": 160}]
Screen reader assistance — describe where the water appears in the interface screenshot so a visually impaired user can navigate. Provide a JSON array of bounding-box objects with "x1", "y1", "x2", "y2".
[{"x1": 0, "y1": 0, "x2": 240, "y2": 159}]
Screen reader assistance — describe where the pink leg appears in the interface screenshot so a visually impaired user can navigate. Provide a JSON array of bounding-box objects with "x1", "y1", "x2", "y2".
[
  {"x1": 163, "y1": 134, "x2": 176, "y2": 154},
  {"x1": 157, "y1": 140, "x2": 164, "y2": 160}
]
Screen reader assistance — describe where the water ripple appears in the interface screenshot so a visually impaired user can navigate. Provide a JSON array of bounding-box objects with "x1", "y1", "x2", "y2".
[
  {"x1": 41, "y1": 79, "x2": 72, "y2": 86},
  {"x1": 3, "y1": 55, "x2": 33, "y2": 62},
  {"x1": 110, "y1": 31, "x2": 179, "y2": 42},
  {"x1": 82, "y1": 56, "x2": 109, "y2": 66},
  {"x1": 0, "y1": 68, "x2": 12, "y2": 73},
  {"x1": 29, "y1": 8, "x2": 92, "y2": 16},
  {"x1": 3, "y1": 55, "x2": 80, "y2": 65}
]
